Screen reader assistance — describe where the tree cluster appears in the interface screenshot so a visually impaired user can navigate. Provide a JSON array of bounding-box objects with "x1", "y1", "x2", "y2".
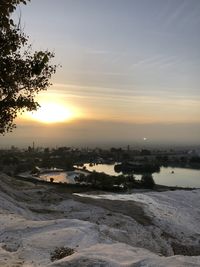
[
  {"x1": 76, "y1": 171, "x2": 137, "y2": 191},
  {"x1": 0, "y1": 0, "x2": 57, "y2": 134}
]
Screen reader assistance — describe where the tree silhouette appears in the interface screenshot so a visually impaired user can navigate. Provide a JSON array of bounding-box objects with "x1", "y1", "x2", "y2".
[
  {"x1": 141, "y1": 173, "x2": 155, "y2": 189},
  {"x1": 0, "y1": 0, "x2": 57, "y2": 134}
]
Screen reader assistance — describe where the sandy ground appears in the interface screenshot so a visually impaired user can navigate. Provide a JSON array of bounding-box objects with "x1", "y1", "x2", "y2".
[{"x1": 0, "y1": 173, "x2": 200, "y2": 266}]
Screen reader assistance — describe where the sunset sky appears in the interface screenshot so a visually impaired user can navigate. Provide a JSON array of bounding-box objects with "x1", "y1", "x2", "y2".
[{"x1": 1, "y1": 0, "x2": 200, "y2": 148}]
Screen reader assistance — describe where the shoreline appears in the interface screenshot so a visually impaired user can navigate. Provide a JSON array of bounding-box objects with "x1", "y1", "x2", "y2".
[{"x1": 15, "y1": 172, "x2": 198, "y2": 194}]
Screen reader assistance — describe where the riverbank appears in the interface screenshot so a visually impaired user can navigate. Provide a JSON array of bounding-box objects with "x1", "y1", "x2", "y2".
[
  {"x1": 16, "y1": 171, "x2": 196, "y2": 193},
  {"x1": 1, "y1": 172, "x2": 200, "y2": 266}
]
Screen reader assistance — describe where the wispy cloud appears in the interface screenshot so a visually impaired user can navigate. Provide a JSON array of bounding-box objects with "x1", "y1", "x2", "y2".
[
  {"x1": 43, "y1": 83, "x2": 200, "y2": 127},
  {"x1": 130, "y1": 54, "x2": 179, "y2": 69},
  {"x1": 163, "y1": 0, "x2": 200, "y2": 29}
]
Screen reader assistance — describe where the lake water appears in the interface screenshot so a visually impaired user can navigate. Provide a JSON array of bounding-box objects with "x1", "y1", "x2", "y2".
[
  {"x1": 39, "y1": 164, "x2": 200, "y2": 188},
  {"x1": 83, "y1": 163, "x2": 200, "y2": 188},
  {"x1": 39, "y1": 171, "x2": 83, "y2": 184}
]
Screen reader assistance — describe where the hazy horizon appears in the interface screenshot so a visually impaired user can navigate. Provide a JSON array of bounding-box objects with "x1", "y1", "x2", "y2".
[
  {"x1": 1, "y1": 0, "x2": 200, "y2": 147},
  {"x1": 1, "y1": 119, "x2": 200, "y2": 149}
]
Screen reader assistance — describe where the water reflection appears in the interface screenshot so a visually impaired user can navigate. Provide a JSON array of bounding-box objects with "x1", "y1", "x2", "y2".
[
  {"x1": 152, "y1": 167, "x2": 200, "y2": 188},
  {"x1": 83, "y1": 164, "x2": 200, "y2": 188},
  {"x1": 83, "y1": 163, "x2": 122, "y2": 176},
  {"x1": 38, "y1": 164, "x2": 200, "y2": 188},
  {"x1": 40, "y1": 171, "x2": 75, "y2": 184}
]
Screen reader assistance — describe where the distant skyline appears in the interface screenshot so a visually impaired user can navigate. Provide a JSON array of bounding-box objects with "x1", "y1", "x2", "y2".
[{"x1": 1, "y1": 0, "x2": 200, "y2": 147}]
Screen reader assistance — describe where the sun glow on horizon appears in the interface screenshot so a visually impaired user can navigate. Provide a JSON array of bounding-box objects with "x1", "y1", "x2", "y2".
[{"x1": 26, "y1": 102, "x2": 76, "y2": 124}]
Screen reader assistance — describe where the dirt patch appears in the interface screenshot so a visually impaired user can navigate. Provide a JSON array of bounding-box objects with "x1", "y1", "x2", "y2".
[
  {"x1": 2, "y1": 243, "x2": 20, "y2": 252},
  {"x1": 50, "y1": 247, "x2": 75, "y2": 262},
  {"x1": 172, "y1": 242, "x2": 200, "y2": 256}
]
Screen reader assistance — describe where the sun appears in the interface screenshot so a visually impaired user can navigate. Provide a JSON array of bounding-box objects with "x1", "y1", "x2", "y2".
[{"x1": 28, "y1": 102, "x2": 74, "y2": 123}]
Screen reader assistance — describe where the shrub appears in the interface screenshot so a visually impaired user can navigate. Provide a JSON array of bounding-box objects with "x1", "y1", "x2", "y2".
[
  {"x1": 50, "y1": 247, "x2": 75, "y2": 262},
  {"x1": 141, "y1": 173, "x2": 155, "y2": 189}
]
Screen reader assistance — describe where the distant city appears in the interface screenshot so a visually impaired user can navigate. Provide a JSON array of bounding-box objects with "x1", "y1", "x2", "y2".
[{"x1": 1, "y1": 144, "x2": 200, "y2": 175}]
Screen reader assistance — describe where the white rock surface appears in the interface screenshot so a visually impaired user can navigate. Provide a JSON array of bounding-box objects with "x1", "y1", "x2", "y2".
[
  {"x1": 76, "y1": 190, "x2": 200, "y2": 245},
  {"x1": 0, "y1": 173, "x2": 200, "y2": 266}
]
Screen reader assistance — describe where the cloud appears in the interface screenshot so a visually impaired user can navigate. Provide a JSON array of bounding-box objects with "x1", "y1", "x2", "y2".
[{"x1": 163, "y1": 0, "x2": 200, "y2": 29}]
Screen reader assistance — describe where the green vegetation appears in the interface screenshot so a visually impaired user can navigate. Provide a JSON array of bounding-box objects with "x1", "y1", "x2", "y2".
[
  {"x1": 141, "y1": 173, "x2": 155, "y2": 189},
  {"x1": 0, "y1": 0, "x2": 57, "y2": 134},
  {"x1": 76, "y1": 171, "x2": 155, "y2": 191},
  {"x1": 114, "y1": 162, "x2": 160, "y2": 174}
]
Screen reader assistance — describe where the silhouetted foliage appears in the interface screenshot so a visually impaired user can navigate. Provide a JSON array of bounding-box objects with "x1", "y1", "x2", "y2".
[
  {"x1": 0, "y1": 0, "x2": 57, "y2": 134},
  {"x1": 114, "y1": 162, "x2": 160, "y2": 174},
  {"x1": 75, "y1": 171, "x2": 136, "y2": 191},
  {"x1": 0, "y1": 0, "x2": 29, "y2": 30},
  {"x1": 190, "y1": 156, "x2": 200, "y2": 164},
  {"x1": 141, "y1": 173, "x2": 155, "y2": 189}
]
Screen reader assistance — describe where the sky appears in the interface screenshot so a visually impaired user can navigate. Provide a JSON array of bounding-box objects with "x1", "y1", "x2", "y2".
[{"x1": 1, "y1": 0, "x2": 200, "y2": 148}]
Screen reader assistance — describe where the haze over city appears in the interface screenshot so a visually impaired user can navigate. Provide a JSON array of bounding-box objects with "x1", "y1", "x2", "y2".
[{"x1": 1, "y1": 0, "x2": 200, "y2": 148}]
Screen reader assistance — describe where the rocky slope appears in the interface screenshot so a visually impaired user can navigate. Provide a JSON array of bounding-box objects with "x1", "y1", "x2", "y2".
[{"x1": 0, "y1": 173, "x2": 200, "y2": 266}]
